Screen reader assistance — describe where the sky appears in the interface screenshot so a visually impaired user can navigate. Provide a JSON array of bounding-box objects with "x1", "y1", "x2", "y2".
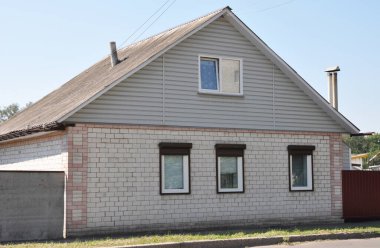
[{"x1": 0, "y1": 0, "x2": 379, "y2": 132}]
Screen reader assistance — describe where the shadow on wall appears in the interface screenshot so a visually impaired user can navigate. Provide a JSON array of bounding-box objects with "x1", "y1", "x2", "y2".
[{"x1": 0, "y1": 136, "x2": 67, "y2": 171}]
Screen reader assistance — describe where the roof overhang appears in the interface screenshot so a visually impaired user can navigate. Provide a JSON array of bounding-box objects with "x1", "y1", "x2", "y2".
[
  {"x1": 351, "y1": 153, "x2": 369, "y2": 159},
  {"x1": 0, "y1": 122, "x2": 65, "y2": 141}
]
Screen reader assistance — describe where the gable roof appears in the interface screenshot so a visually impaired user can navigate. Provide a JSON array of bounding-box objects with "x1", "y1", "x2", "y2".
[{"x1": 0, "y1": 6, "x2": 359, "y2": 141}]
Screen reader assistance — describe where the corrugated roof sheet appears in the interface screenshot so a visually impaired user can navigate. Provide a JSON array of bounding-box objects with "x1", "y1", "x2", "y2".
[
  {"x1": 351, "y1": 153, "x2": 369, "y2": 159},
  {"x1": 0, "y1": 7, "x2": 227, "y2": 138}
]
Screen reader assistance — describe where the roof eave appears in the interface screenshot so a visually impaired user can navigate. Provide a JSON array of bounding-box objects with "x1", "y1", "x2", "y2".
[{"x1": 0, "y1": 122, "x2": 65, "y2": 142}]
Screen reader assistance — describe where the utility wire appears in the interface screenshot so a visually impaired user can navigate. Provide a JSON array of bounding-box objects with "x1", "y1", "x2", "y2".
[
  {"x1": 119, "y1": 0, "x2": 171, "y2": 47},
  {"x1": 253, "y1": 0, "x2": 296, "y2": 14},
  {"x1": 132, "y1": 0, "x2": 177, "y2": 43}
]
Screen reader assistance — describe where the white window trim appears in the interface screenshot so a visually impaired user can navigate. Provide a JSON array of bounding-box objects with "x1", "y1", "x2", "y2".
[
  {"x1": 290, "y1": 154, "x2": 313, "y2": 191},
  {"x1": 161, "y1": 155, "x2": 189, "y2": 194},
  {"x1": 217, "y1": 156, "x2": 243, "y2": 193},
  {"x1": 198, "y1": 54, "x2": 243, "y2": 96}
]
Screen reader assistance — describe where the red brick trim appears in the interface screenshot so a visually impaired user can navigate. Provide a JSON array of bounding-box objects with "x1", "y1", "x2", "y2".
[
  {"x1": 76, "y1": 123, "x2": 346, "y2": 136},
  {"x1": 66, "y1": 126, "x2": 88, "y2": 234}
]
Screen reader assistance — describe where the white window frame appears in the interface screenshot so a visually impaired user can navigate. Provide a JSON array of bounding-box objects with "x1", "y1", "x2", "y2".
[
  {"x1": 289, "y1": 154, "x2": 313, "y2": 191},
  {"x1": 161, "y1": 155, "x2": 189, "y2": 194},
  {"x1": 217, "y1": 156, "x2": 244, "y2": 193},
  {"x1": 198, "y1": 55, "x2": 243, "y2": 96}
]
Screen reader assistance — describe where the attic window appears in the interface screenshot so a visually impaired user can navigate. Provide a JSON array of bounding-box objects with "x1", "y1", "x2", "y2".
[{"x1": 199, "y1": 56, "x2": 242, "y2": 95}]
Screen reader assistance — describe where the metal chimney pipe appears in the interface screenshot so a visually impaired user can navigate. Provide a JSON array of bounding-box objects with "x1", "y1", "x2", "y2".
[
  {"x1": 109, "y1": 41, "x2": 119, "y2": 67},
  {"x1": 325, "y1": 66, "x2": 340, "y2": 110}
]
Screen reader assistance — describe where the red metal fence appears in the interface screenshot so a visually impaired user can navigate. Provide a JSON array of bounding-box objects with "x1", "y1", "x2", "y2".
[{"x1": 342, "y1": 170, "x2": 380, "y2": 220}]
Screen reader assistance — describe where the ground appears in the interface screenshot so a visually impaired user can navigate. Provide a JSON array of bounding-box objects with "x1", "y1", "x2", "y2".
[
  {"x1": 259, "y1": 237, "x2": 380, "y2": 248},
  {"x1": 1, "y1": 221, "x2": 380, "y2": 248}
]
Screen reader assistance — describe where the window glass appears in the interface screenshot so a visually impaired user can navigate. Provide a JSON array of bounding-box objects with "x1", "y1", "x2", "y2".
[
  {"x1": 200, "y1": 58, "x2": 218, "y2": 90},
  {"x1": 220, "y1": 59, "x2": 240, "y2": 93},
  {"x1": 164, "y1": 155, "x2": 184, "y2": 190},
  {"x1": 291, "y1": 154, "x2": 308, "y2": 187},
  {"x1": 220, "y1": 157, "x2": 238, "y2": 189}
]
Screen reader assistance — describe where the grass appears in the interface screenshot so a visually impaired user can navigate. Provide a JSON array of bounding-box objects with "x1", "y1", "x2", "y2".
[{"x1": 1, "y1": 221, "x2": 380, "y2": 248}]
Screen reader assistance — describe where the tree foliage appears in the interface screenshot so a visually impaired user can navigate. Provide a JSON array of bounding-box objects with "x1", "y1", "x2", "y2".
[
  {"x1": 0, "y1": 102, "x2": 32, "y2": 123},
  {"x1": 344, "y1": 133, "x2": 380, "y2": 166},
  {"x1": 0, "y1": 103, "x2": 19, "y2": 123}
]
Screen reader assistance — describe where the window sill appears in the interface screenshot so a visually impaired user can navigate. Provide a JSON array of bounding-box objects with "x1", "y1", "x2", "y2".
[
  {"x1": 160, "y1": 192, "x2": 191, "y2": 195},
  {"x1": 217, "y1": 190, "x2": 244, "y2": 194},
  {"x1": 198, "y1": 90, "x2": 244, "y2": 97},
  {"x1": 290, "y1": 188, "x2": 314, "y2": 192}
]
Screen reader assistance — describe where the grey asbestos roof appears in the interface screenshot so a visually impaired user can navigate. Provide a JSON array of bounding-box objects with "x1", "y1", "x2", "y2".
[{"x1": 0, "y1": 7, "x2": 227, "y2": 139}]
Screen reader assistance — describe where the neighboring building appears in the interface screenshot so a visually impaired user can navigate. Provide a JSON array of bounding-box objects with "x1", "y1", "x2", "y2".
[
  {"x1": 0, "y1": 6, "x2": 359, "y2": 237},
  {"x1": 351, "y1": 153, "x2": 369, "y2": 170},
  {"x1": 368, "y1": 152, "x2": 380, "y2": 170}
]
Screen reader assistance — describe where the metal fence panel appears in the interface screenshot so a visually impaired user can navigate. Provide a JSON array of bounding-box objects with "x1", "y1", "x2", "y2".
[{"x1": 342, "y1": 171, "x2": 380, "y2": 220}]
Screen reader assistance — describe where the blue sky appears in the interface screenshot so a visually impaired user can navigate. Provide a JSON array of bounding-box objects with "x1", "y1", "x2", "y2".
[{"x1": 0, "y1": 0, "x2": 379, "y2": 132}]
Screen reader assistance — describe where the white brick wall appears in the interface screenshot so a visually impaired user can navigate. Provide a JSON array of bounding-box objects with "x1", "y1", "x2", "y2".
[
  {"x1": 342, "y1": 143, "x2": 351, "y2": 170},
  {"x1": 82, "y1": 126, "x2": 340, "y2": 233},
  {"x1": 0, "y1": 133, "x2": 67, "y2": 171}
]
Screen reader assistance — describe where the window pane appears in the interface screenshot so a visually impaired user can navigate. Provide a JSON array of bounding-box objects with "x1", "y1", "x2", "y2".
[
  {"x1": 220, "y1": 157, "x2": 238, "y2": 188},
  {"x1": 291, "y1": 154, "x2": 308, "y2": 187},
  {"x1": 164, "y1": 155, "x2": 184, "y2": 189},
  {"x1": 221, "y1": 59, "x2": 240, "y2": 93},
  {"x1": 200, "y1": 59, "x2": 218, "y2": 90}
]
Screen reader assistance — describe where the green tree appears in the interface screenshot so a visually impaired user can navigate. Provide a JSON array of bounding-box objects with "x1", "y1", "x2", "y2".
[
  {"x1": 0, "y1": 103, "x2": 19, "y2": 123},
  {"x1": 344, "y1": 133, "x2": 380, "y2": 167},
  {"x1": 0, "y1": 102, "x2": 33, "y2": 123}
]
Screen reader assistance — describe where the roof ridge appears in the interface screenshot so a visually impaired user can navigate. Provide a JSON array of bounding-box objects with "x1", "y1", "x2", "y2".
[
  {"x1": 70, "y1": 6, "x2": 228, "y2": 74},
  {"x1": 119, "y1": 6, "x2": 229, "y2": 52}
]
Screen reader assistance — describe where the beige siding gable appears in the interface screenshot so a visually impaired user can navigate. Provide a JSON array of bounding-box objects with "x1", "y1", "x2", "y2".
[{"x1": 67, "y1": 17, "x2": 345, "y2": 132}]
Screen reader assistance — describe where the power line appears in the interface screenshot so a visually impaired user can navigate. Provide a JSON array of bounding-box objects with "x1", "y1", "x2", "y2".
[
  {"x1": 119, "y1": 0, "x2": 171, "y2": 47},
  {"x1": 253, "y1": 0, "x2": 296, "y2": 14},
  {"x1": 132, "y1": 0, "x2": 177, "y2": 43}
]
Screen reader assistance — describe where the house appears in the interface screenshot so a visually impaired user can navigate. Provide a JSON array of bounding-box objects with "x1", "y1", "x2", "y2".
[
  {"x1": 0, "y1": 6, "x2": 359, "y2": 238},
  {"x1": 351, "y1": 153, "x2": 368, "y2": 170}
]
